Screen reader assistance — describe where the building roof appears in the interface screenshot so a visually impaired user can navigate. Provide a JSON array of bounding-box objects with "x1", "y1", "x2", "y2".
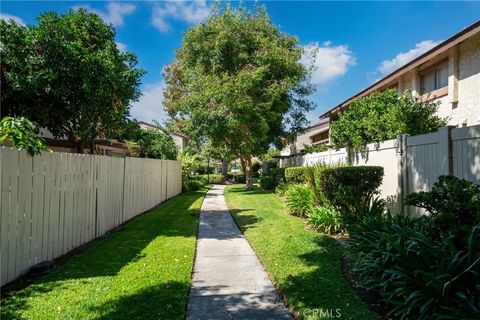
[
  {"x1": 320, "y1": 19, "x2": 480, "y2": 119},
  {"x1": 138, "y1": 121, "x2": 189, "y2": 139},
  {"x1": 304, "y1": 120, "x2": 329, "y2": 131}
]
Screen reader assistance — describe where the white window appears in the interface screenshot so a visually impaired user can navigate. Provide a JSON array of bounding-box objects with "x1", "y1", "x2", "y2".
[{"x1": 420, "y1": 63, "x2": 448, "y2": 94}]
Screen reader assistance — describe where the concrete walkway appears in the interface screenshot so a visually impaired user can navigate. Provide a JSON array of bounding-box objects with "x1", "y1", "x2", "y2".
[{"x1": 186, "y1": 185, "x2": 292, "y2": 320}]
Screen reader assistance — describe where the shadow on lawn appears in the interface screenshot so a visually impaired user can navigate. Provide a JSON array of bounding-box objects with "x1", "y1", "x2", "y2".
[
  {"x1": 229, "y1": 211, "x2": 262, "y2": 231},
  {"x1": 91, "y1": 281, "x2": 190, "y2": 320},
  {"x1": 1, "y1": 190, "x2": 205, "y2": 320},
  {"x1": 228, "y1": 186, "x2": 271, "y2": 196},
  {"x1": 280, "y1": 236, "x2": 375, "y2": 319}
]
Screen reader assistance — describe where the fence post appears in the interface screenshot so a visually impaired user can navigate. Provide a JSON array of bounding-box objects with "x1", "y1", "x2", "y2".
[
  {"x1": 397, "y1": 134, "x2": 409, "y2": 214},
  {"x1": 438, "y1": 126, "x2": 454, "y2": 176}
]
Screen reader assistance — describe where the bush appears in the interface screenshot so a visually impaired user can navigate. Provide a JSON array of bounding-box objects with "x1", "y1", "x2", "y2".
[
  {"x1": 284, "y1": 184, "x2": 314, "y2": 217},
  {"x1": 196, "y1": 163, "x2": 214, "y2": 174},
  {"x1": 318, "y1": 166, "x2": 384, "y2": 225},
  {"x1": 350, "y1": 216, "x2": 480, "y2": 319},
  {"x1": 285, "y1": 167, "x2": 309, "y2": 184},
  {"x1": 259, "y1": 175, "x2": 275, "y2": 190},
  {"x1": 258, "y1": 166, "x2": 285, "y2": 191},
  {"x1": 405, "y1": 175, "x2": 480, "y2": 242},
  {"x1": 252, "y1": 162, "x2": 262, "y2": 178},
  {"x1": 227, "y1": 172, "x2": 246, "y2": 183},
  {"x1": 198, "y1": 174, "x2": 224, "y2": 184},
  {"x1": 306, "y1": 205, "x2": 343, "y2": 234},
  {"x1": 303, "y1": 144, "x2": 327, "y2": 154},
  {"x1": 183, "y1": 176, "x2": 207, "y2": 191},
  {"x1": 275, "y1": 183, "x2": 290, "y2": 197}
]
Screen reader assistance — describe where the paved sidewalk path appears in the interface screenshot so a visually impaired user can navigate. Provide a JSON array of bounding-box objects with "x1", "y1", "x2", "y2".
[{"x1": 186, "y1": 185, "x2": 292, "y2": 320}]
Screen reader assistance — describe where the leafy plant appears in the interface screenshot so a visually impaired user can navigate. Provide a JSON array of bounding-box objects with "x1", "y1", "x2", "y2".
[
  {"x1": 285, "y1": 167, "x2": 309, "y2": 184},
  {"x1": 284, "y1": 184, "x2": 314, "y2": 217},
  {"x1": 350, "y1": 218, "x2": 480, "y2": 319},
  {"x1": 330, "y1": 89, "x2": 446, "y2": 149},
  {"x1": 0, "y1": 116, "x2": 50, "y2": 156},
  {"x1": 259, "y1": 165, "x2": 285, "y2": 191},
  {"x1": 137, "y1": 129, "x2": 178, "y2": 160},
  {"x1": 259, "y1": 175, "x2": 276, "y2": 190},
  {"x1": 275, "y1": 183, "x2": 290, "y2": 197},
  {"x1": 303, "y1": 143, "x2": 328, "y2": 154},
  {"x1": 405, "y1": 175, "x2": 480, "y2": 242},
  {"x1": 306, "y1": 205, "x2": 343, "y2": 234},
  {"x1": 318, "y1": 166, "x2": 384, "y2": 225}
]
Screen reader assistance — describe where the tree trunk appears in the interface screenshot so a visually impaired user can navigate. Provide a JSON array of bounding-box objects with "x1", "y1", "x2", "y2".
[
  {"x1": 221, "y1": 158, "x2": 228, "y2": 183},
  {"x1": 89, "y1": 140, "x2": 95, "y2": 154},
  {"x1": 244, "y1": 155, "x2": 254, "y2": 189}
]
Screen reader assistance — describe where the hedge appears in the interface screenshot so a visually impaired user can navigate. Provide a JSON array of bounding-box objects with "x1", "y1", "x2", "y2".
[
  {"x1": 285, "y1": 167, "x2": 309, "y2": 184},
  {"x1": 317, "y1": 166, "x2": 384, "y2": 224}
]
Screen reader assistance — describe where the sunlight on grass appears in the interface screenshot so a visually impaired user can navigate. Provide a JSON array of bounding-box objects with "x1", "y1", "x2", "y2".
[
  {"x1": 225, "y1": 185, "x2": 377, "y2": 320},
  {"x1": 1, "y1": 189, "x2": 207, "y2": 320}
]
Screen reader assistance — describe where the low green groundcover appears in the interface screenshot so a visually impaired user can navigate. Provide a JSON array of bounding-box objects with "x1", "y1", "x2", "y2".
[
  {"x1": 1, "y1": 189, "x2": 206, "y2": 320},
  {"x1": 224, "y1": 185, "x2": 377, "y2": 319}
]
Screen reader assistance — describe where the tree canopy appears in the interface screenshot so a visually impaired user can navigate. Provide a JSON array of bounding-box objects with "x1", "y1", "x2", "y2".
[
  {"x1": 163, "y1": 5, "x2": 314, "y2": 188},
  {"x1": 330, "y1": 89, "x2": 447, "y2": 149},
  {"x1": 0, "y1": 9, "x2": 145, "y2": 153}
]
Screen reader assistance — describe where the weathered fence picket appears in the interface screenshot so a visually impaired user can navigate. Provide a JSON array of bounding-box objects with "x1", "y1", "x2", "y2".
[{"x1": 0, "y1": 149, "x2": 182, "y2": 286}]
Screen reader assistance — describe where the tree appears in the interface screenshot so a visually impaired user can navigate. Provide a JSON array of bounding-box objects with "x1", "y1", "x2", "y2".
[
  {"x1": 330, "y1": 89, "x2": 447, "y2": 149},
  {"x1": 0, "y1": 9, "x2": 144, "y2": 153},
  {"x1": 163, "y1": 5, "x2": 314, "y2": 188},
  {"x1": 136, "y1": 129, "x2": 178, "y2": 160},
  {"x1": 0, "y1": 116, "x2": 50, "y2": 156}
]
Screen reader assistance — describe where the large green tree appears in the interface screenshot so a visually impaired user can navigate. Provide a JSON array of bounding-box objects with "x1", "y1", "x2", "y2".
[
  {"x1": 163, "y1": 5, "x2": 314, "y2": 188},
  {"x1": 330, "y1": 89, "x2": 447, "y2": 149},
  {"x1": 1, "y1": 9, "x2": 144, "y2": 153}
]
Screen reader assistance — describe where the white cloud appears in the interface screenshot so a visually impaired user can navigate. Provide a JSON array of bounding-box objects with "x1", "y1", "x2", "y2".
[
  {"x1": 301, "y1": 41, "x2": 356, "y2": 85},
  {"x1": 0, "y1": 13, "x2": 25, "y2": 25},
  {"x1": 151, "y1": 0, "x2": 211, "y2": 32},
  {"x1": 376, "y1": 40, "x2": 442, "y2": 76},
  {"x1": 72, "y1": 2, "x2": 136, "y2": 27},
  {"x1": 130, "y1": 82, "x2": 168, "y2": 123},
  {"x1": 116, "y1": 41, "x2": 127, "y2": 52}
]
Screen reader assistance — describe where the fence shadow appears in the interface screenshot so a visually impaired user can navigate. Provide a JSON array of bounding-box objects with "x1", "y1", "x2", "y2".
[{"x1": 1, "y1": 190, "x2": 205, "y2": 319}]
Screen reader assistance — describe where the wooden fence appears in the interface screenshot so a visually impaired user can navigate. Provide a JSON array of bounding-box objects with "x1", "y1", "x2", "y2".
[
  {"x1": 279, "y1": 124, "x2": 480, "y2": 214},
  {"x1": 0, "y1": 148, "x2": 182, "y2": 286}
]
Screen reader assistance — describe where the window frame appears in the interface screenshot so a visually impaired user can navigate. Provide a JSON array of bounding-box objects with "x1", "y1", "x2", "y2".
[{"x1": 419, "y1": 60, "x2": 449, "y2": 99}]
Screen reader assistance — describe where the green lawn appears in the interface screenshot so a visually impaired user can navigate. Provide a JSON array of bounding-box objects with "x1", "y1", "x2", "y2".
[
  {"x1": 224, "y1": 185, "x2": 377, "y2": 320},
  {"x1": 1, "y1": 189, "x2": 207, "y2": 320}
]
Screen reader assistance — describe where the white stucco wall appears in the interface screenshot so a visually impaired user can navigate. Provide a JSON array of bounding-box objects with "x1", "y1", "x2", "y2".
[{"x1": 398, "y1": 34, "x2": 480, "y2": 127}]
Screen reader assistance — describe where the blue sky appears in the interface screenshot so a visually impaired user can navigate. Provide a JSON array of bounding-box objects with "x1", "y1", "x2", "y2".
[{"x1": 2, "y1": 1, "x2": 479, "y2": 125}]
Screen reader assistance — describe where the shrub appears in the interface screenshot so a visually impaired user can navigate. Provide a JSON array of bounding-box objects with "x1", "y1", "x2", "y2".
[
  {"x1": 275, "y1": 183, "x2": 290, "y2": 197},
  {"x1": 284, "y1": 184, "x2": 314, "y2": 216},
  {"x1": 252, "y1": 162, "x2": 262, "y2": 178},
  {"x1": 227, "y1": 172, "x2": 246, "y2": 183},
  {"x1": 405, "y1": 175, "x2": 480, "y2": 242},
  {"x1": 318, "y1": 166, "x2": 384, "y2": 225},
  {"x1": 285, "y1": 167, "x2": 309, "y2": 184},
  {"x1": 259, "y1": 166, "x2": 285, "y2": 191},
  {"x1": 303, "y1": 143, "x2": 327, "y2": 154},
  {"x1": 259, "y1": 175, "x2": 276, "y2": 190},
  {"x1": 198, "y1": 174, "x2": 224, "y2": 184},
  {"x1": 350, "y1": 217, "x2": 480, "y2": 319},
  {"x1": 307, "y1": 205, "x2": 343, "y2": 234},
  {"x1": 182, "y1": 176, "x2": 207, "y2": 191}
]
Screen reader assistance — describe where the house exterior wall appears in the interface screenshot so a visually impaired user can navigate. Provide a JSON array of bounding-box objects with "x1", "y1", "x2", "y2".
[
  {"x1": 394, "y1": 33, "x2": 480, "y2": 127},
  {"x1": 280, "y1": 123, "x2": 329, "y2": 156}
]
